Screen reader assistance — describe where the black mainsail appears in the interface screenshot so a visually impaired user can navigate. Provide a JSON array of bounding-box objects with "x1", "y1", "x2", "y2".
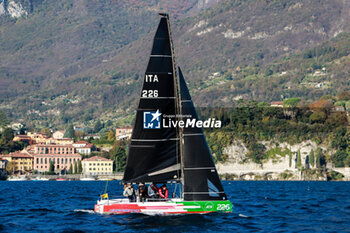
[
  {"x1": 123, "y1": 14, "x2": 181, "y2": 183},
  {"x1": 179, "y1": 68, "x2": 227, "y2": 201},
  {"x1": 123, "y1": 14, "x2": 227, "y2": 201}
]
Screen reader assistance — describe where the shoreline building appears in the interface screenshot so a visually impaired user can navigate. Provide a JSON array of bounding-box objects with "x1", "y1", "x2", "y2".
[
  {"x1": 115, "y1": 127, "x2": 133, "y2": 140},
  {"x1": 31, "y1": 144, "x2": 81, "y2": 173},
  {"x1": 82, "y1": 156, "x2": 113, "y2": 176},
  {"x1": 54, "y1": 138, "x2": 74, "y2": 145},
  {"x1": 0, "y1": 158, "x2": 7, "y2": 178},
  {"x1": 0, "y1": 151, "x2": 33, "y2": 174},
  {"x1": 27, "y1": 132, "x2": 49, "y2": 144},
  {"x1": 12, "y1": 135, "x2": 33, "y2": 144},
  {"x1": 73, "y1": 141, "x2": 95, "y2": 155}
]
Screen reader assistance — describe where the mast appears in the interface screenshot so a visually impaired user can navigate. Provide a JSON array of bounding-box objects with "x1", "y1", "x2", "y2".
[{"x1": 162, "y1": 13, "x2": 185, "y2": 197}]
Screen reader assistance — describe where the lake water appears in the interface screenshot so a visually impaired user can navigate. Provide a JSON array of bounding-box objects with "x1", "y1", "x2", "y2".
[{"x1": 0, "y1": 181, "x2": 349, "y2": 232}]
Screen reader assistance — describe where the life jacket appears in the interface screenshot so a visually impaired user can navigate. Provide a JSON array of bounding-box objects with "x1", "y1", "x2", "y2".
[{"x1": 158, "y1": 187, "x2": 168, "y2": 199}]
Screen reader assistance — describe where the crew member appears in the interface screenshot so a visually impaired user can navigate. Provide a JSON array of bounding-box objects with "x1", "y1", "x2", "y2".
[
  {"x1": 148, "y1": 182, "x2": 159, "y2": 199},
  {"x1": 138, "y1": 183, "x2": 148, "y2": 202},
  {"x1": 158, "y1": 184, "x2": 168, "y2": 199},
  {"x1": 123, "y1": 183, "x2": 135, "y2": 202}
]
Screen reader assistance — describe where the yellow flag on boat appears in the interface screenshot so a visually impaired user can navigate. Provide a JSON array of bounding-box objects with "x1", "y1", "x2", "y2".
[{"x1": 101, "y1": 193, "x2": 108, "y2": 199}]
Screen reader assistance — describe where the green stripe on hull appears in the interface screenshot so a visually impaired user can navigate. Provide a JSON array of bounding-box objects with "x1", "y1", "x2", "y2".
[{"x1": 176, "y1": 200, "x2": 232, "y2": 213}]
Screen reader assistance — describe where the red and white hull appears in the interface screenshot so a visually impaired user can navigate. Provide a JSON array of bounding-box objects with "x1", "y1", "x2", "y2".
[{"x1": 94, "y1": 198, "x2": 232, "y2": 215}]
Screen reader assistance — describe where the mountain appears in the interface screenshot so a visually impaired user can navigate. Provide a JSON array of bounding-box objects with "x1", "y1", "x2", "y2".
[{"x1": 0, "y1": 0, "x2": 350, "y2": 128}]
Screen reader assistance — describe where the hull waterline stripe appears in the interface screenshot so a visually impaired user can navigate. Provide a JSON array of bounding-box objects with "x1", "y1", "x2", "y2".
[{"x1": 181, "y1": 100, "x2": 192, "y2": 102}]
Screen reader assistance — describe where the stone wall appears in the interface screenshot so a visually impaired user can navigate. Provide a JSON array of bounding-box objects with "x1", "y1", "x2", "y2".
[{"x1": 217, "y1": 140, "x2": 330, "y2": 180}]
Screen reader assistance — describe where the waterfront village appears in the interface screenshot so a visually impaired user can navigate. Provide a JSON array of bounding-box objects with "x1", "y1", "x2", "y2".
[{"x1": 0, "y1": 127, "x2": 133, "y2": 180}]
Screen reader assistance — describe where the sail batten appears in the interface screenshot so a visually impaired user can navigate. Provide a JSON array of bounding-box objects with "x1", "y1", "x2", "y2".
[
  {"x1": 131, "y1": 138, "x2": 179, "y2": 142},
  {"x1": 148, "y1": 163, "x2": 181, "y2": 176}
]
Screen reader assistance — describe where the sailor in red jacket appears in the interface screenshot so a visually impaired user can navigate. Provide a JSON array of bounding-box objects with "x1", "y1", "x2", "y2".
[{"x1": 159, "y1": 184, "x2": 168, "y2": 199}]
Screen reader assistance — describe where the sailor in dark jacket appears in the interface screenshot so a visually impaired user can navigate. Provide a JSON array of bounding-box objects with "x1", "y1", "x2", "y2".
[{"x1": 137, "y1": 183, "x2": 148, "y2": 202}]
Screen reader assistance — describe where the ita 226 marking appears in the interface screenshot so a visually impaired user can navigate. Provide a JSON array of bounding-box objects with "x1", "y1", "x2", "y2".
[{"x1": 142, "y1": 90, "x2": 158, "y2": 97}]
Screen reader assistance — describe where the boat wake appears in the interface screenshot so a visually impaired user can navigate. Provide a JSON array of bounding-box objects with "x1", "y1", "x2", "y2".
[
  {"x1": 238, "y1": 214, "x2": 251, "y2": 218},
  {"x1": 73, "y1": 209, "x2": 95, "y2": 214}
]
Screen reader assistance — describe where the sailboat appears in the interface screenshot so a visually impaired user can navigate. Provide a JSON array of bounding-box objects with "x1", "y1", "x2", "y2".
[{"x1": 94, "y1": 13, "x2": 232, "y2": 215}]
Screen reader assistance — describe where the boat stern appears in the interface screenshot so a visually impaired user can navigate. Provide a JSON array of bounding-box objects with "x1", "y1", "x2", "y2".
[
  {"x1": 94, "y1": 204, "x2": 100, "y2": 213},
  {"x1": 177, "y1": 200, "x2": 233, "y2": 214}
]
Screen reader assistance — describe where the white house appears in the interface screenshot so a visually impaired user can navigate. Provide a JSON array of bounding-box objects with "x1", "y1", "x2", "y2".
[{"x1": 73, "y1": 141, "x2": 95, "y2": 155}]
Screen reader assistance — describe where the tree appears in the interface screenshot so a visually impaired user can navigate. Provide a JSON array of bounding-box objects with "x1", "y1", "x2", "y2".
[
  {"x1": 109, "y1": 141, "x2": 127, "y2": 172},
  {"x1": 309, "y1": 111, "x2": 326, "y2": 123},
  {"x1": 93, "y1": 120, "x2": 103, "y2": 133},
  {"x1": 49, "y1": 160, "x2": 55, "y2": 173},
  {"x1": 247, "y1": 142, "x2": 266, "y2": 164},
  {"x1": 289, "y1": 151, "x2": 292, "y2": 167},
  {"x1": 257, "y1": 102, "x2": 269, "y2": 108},
  {"x1": 337, "y1": 91, "x2": 350, "y2": 101},
  {"x1": 309, "y1": 99, "x2": 334, "y2": 114},
  {"x1": 345, "y1": 101, "x2": 350, "y2": 111},
  {"x1": 296, "y1": 149, "x2": 302, "y2": 168},
  {"x1": 283, "y1": 98, "x2": 301, "y2": 108},
  {"x1": 326, "y1": 112, "x2": 348, "y2": 127},
  {"x1": 64, "y1": 124, "x2": 75, "y2": 138},
  {"x1": 78, "y1": 160, "x2": 82, "y2": 173},
  {"x1": 0, "y1": 110, "x2": 9, "y2": 128},
  {"x1": 331, "y1": 150, "x2": 349, "y2": 167},
  {"x1": 106, "y1": 120, "x2": 113, "y2": 127},
  {"x1": 309, "y1": 149, "x2": 315, "y2": 167},
  {"x1": 83, "y1": 112, "x2": 92, "y2": 122},
  {"x1": 107, "y1": 130, "x2": 115, "y2": 141},
  {"x1": 41, "y1": 128, "x2": 52, "y2": 137},
  {"x1": 334, "y1": 101, "x2": 346, "y2": 107},
  {"x1": 330, "y1": 127, "x2": 348, "y2": 150},
  {"x1": 344, "y1": 155, "x2": 350, "y2": 167},
  {"x1": 319, "y1": 95, "x2": 336, "y2": 103},
  {"x1": 74, "y1": 161, "x2": 78, "y2": 174},
  {"x1": 68, "y1": 164, "x2": 73, "y2": 174},
  {"x1": 2, "y1": 128, "x2": 14, "y2": 141},
  {"x1": 6, "y1": 161, "x2": 16, "y2": 174},
  {"x1": 74, "y1": 131, "x2": 85, "y2": 140},
  {"x1": 316, "y1": 148, "x2": 322, "y2": 168}
]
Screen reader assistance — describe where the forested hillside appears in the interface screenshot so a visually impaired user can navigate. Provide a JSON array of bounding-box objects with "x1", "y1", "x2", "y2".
[{"x1": 1, "y1": 0, "x2": 350, "y2": 128}]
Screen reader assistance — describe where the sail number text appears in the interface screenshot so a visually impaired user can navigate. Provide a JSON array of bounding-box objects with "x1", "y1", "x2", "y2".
[
  {"x1": 143, "y1": 75, "x2": 159, "y2": 97},
  {"x1": 142, "y1": 90, "x2": 158, "y2": 97},
  {"x1": 145, "y1": 75, "x2": 159, "y2": 82},
  {"x1": 217, "y1": 204, "x2": 231, "y2": 211}
]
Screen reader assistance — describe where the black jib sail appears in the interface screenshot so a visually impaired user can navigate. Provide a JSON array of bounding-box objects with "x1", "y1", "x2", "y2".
[
  {"x1": 179, "y1": 67, "x2": 228, "y2": 201},
  {"x1": 123, "y1": 14, "x2": 181, "y2": 183}
]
